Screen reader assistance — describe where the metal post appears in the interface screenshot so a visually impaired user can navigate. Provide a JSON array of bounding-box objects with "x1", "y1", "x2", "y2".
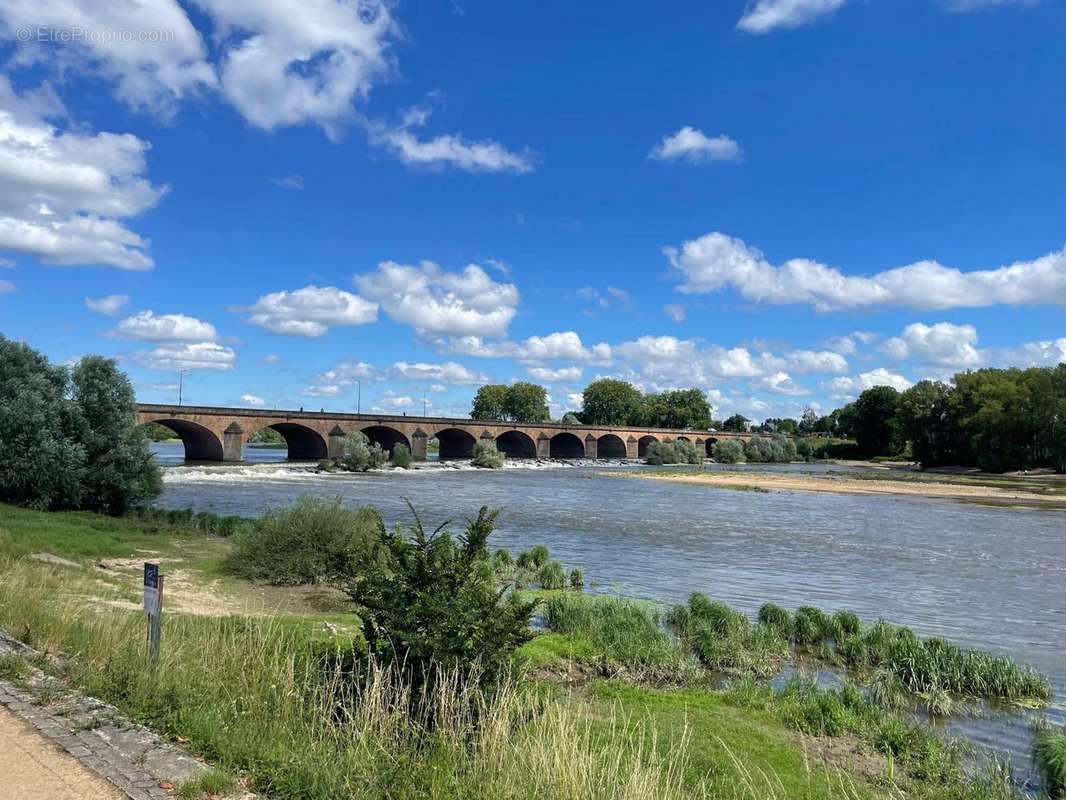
[
  {"x1": 177, "y1": 369, "x2": 188, "y2": 406},
  {"x1": 356, "y1": 379, "x2": 361, "y2": 414},
  {"x1": 147, "y1": 574, "x2": 163, "y2": 667}
]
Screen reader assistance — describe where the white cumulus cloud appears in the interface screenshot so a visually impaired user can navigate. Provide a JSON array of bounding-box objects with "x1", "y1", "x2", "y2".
[
  {"x1": 883, "y1": 322, "x2": 983, "y2": 367},
  {"x1": 131, "y1": 342, "x2": 236, "y2": 371},
  {"x1": 666, "y1": 231, "x2": 1066, "y2": 312},
  {"x1": 373, "y1": 106, "x2": 535, "y2": 173},
  {"x1": 737, "y1": 0, "x2": 851, "y2": 33},
  {"x1": 824, "y1": 368, "x2": 912, "y2": 400},
  {"x1": 755, "y1": 371, "x2": 810, "y2": 396},
  {"x1": 85, "y1": 294, "x2": 130, "y2": 315},
  {"x1": 193, "y1": 0, "x2": 396, "y2": 139},
  {"x1": 649, "y1": 127, "x2": 742, "y2": 164},
  {"x1": 245, "y1": 285, "x2": 378, "y2": 337},
  {"x1": 115, "y1": 311, "x2": 219, "y2": 342},
  {"x1": 388, "y1": 361, "x2": 487, "y2": 385},
  {"x1": 527, "y1": 365, "x2": 583, "y2": 382},
  {"x1": 241, "y1": 393, "x2": 265, "y2": 406},
  {"x1": 0, "y1": 77, "x2": 165, "y2": 270},
  {"x1": 356, "y1": 261, "x2": 518, "y2": 338},
  {"x1": 0, "y1": 0, "x2": 216, "y2": 117}
]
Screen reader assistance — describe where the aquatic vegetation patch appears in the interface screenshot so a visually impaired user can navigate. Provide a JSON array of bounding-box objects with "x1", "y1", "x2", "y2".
[
  {"x1": 1033, "y1": 723, "x2": 1066, "y2": 798},
  {"x1": 542, "y1": 594, "x2": 685, "y2": 672}
]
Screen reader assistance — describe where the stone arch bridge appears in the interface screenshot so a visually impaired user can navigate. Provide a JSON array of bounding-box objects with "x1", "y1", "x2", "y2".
[{"x1": 137, "y1": 404, "x2": 757, "y2": 463}]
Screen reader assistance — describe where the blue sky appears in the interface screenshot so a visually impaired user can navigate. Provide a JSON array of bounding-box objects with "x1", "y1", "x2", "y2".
[{"x1": 1, "y1": 0, "x2": 1064, "y2": 421}]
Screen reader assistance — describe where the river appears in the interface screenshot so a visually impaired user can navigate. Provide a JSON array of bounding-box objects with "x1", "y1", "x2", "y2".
[{"x1": 151, "y1": 442, "x2": 1065, "y2": 782}]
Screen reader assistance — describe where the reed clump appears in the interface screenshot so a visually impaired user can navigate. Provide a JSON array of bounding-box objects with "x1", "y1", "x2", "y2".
[
  {"x1": 542, "y1": 594, "x2": 686, "y2": 673},
  {"x1": 1033, "y1": 723, "x2": 1066, "y2": 798},
  {"x1": 667, "y1": 593, "x2": 788, "y2": 677}
]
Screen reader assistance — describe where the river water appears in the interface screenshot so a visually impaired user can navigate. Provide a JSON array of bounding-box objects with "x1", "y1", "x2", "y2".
[{"x1": 152, "y1": 442, "x2": 1064, "y2": 781}]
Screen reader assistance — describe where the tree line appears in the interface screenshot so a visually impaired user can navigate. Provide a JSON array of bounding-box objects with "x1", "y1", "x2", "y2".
[
  {"x1": 471, "y1": 378, "x2": 719, "y2": 429},
  {"x1": 828, "y1": 365, "x2": 1066, "y2": 472}
]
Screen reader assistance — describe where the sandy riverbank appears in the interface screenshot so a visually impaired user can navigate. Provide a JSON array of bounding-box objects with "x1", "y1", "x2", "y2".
[{"x1": 614, "y1": 469, "x2": 1066, "y2": 506}]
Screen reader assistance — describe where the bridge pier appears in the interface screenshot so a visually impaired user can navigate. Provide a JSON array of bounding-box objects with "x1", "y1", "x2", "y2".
[
  {"x1": 223, "y1": 422, "x2": 244, "y2": 462},
  {"x1": 536, "y1": 433, "x2": 550, "y2": 459},
  {"x1": 584, "y1": 434, "x2": 598, "y2": 459},
  {"x1": 412, "y1": 428, "x2": 428, "y2": 461},
  {"x1": 626, "y1": 436, "x2": 639, "y2": 460},
  {"x1": 328, "y1": 425, "x2": 347, "y2": 460}
]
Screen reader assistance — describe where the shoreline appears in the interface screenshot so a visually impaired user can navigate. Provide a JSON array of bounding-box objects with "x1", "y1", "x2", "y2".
[{"x1": 614, "y1": 467, "x2": 1066, "y2": 507}]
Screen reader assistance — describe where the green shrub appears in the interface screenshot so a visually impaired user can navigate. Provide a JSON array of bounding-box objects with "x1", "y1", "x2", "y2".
[
  {"x1": 1033, "y1": 724, "x2": 1066, "y2": 798},
  {"x1": 712, "y1": 439, "x2": 745, "y2": 463},
  {"x1": 757, "y1": 603, "x2": 792, "y2": 636},
  {"x1": 792, "y1": 606, "x2": 829, "y2": 645},
  {"x1": 643, "y1": 441, "x2": 678, "y2": 465},
  {"x1": 543, "y1": 594, "x2": 681, "y2": 670},
  {"x1": 527, "y1": 545, "x2": 550, "y2": 568},
  {"x1": 538, "y1": 560, "x2": 567, "y2": 590},
  {"x1": 569, "y1": 568, "x2": 584, "y2": 591},
  {"x1": 830, "y1": 609, "x2": 861, "y2": 639},
  {"x1": 346, "y1": 505, "x2": 538, "y2": 698},
  {"x1": 342, "y1": 431, "x2": 388, "y2": 471},
  {"x1": 644, "y1": 440, "x2": 701, "y2": 465},
  {"x1": 491, "y1": 548, "x2": 514, "y2": 578},
  {"x1": 225, "y1": 496, "x2": 378, "y2": 585},
  {"x1": 472, "y1": 441, "x2": 504, "y2": 468},
  {"x1": 390, "y1": 443, "x2": 413, "y2": 468}
]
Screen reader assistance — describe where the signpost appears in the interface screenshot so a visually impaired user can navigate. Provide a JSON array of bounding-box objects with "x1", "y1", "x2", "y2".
[{"x1": 143, "y1": 562, "x2": 163, "y2": 666}]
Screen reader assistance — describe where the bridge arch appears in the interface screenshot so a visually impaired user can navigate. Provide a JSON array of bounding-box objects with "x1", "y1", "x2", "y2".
[
  {"x1": 247, "y1": 423, "x2": 327, "y2": 460},
  {"x1": 362, "y1": 425, "x2": 411, "y2": 455},
  {"x1": 637, "y1": 435, "x2": 658, "y2": 458},
  {"x1": 434, "y1": 428, "x2": 476, "y2": 459},
  {"x1": 550, "y1": 431, "x2": 585, "y2": 459},
  {"x1": 142, "y1": 418, "x2": 223, "y2": 462},
  {"x1": 597, "y1": 433, "x2": 627, "y2": 459},
  {"x1": 705, "y1": 437, "x2": 719, "y2": 457},
  {"x1": 496, "y1": 430, "x2": 536, "y2": 458}
]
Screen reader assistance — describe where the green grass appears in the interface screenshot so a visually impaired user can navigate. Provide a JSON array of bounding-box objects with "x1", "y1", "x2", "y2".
[
  {"x1": 587, "y1": 681, "x2": 874, "y2": 800},
  {"x1": 0, "y1": 503, "x2": 196, "y2": 561},
  {"x1": 1033, "y1": 724, "x2": 1066, "y2": 798},
  {"x1": 542, "y1": 593, "x2": 688, "y2": 674}
]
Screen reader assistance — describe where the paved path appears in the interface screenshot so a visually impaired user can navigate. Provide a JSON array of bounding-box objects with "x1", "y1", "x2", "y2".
[{"x1": 0, "y1": 704, "x2": 124, "y2": 800}]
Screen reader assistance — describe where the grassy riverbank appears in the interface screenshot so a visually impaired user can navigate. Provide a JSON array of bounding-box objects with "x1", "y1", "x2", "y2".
[
  {"x1": 0, "y1": 502, "x2": 1054, "y2": 799},
  {"x1": 616, "y1": 467, "x2": 1066, "y2": 507}
]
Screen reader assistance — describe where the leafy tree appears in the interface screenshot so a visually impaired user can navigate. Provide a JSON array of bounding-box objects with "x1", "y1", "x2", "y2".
[
  {"x1": 721, "y1": 414, "x2": 750, "y2": 432},
  {"x1": 346, "y1": 506, "x2": 539, "y2": 699},
  {"x1": 503, "y1": 381, "x2": 550, "y2": 423},
  {"x1": 851, "y1": 386, "x2": 902, "y2": 456},
  {"x1": 641, "y1": 389, "x2": 711, "y2": 429},
  {"x1": 70, "y1": 356, "x2": 162, "y2": 515},
  {"x1": 470, "y1": 384, "x2": 510, "y2": 420},
  {"x1": 761, "y1": 417, "x2": 799, "y2": 435},
  {"x1": 897, "y1": 380, "x2": 954, "y2": 467},
  {"x1": 560, "y1": 412, "x2": 583, "y2": 425},
  {"x1": 0, "y1": 338, "x2": 160, "y2": 513},
  {"x1": 580, "y1": 378, "x2": 642, "y2": 426},
  {"x1": 799, "y1": 407, "x2": 819, "y2": 435}
]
